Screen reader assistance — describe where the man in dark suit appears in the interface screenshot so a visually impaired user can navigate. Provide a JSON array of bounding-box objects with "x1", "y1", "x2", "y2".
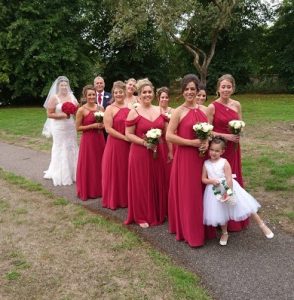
[
  {"x1": 94, "y1": 76, "x2": 112, "y2": 140},
  {"x1": 94, "y1": 76, "x2": 112, "y2": 109}
]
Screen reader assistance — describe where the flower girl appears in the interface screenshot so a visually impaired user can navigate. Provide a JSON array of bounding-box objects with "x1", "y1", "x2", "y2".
[{"x1": 202, "y1": 137, "x2": 274, "y2": 246}]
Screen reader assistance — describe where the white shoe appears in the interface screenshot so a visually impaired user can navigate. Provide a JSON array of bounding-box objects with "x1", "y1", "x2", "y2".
[
  {"x1": 259, "y1": 223, "x2": 274, "y2": 239},
  {"x1": 219, "y1": 232, "x2": 229, "y2": 246}
]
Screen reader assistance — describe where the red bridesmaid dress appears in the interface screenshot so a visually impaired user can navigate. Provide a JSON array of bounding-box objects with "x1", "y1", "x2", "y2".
[
  {"x1": 76, "y1": 110, "x2": 105, "y2": 200},
  {"x1": 168, "y1": 107, "x2": 207, "y2": 247},
  {"x1": 125, "y1": 114, "x2": 168, "y2": 226},
  {"x1": 102, "y1": 107, "x2": 130, "y2": 209},
  {"x1": 212, "y1": 101, "x2": 249, "y2": 231}
]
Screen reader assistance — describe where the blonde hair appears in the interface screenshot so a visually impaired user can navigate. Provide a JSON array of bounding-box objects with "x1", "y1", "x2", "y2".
[
  {"x1": 82, "y1": 85, "x2": 95, "y2": 98},
  {"x1": 111, "y1": 81, "x2": 126, "y2": 94},
  {"x1": 136, "y1": 78, "x2": 154, "y2": 95},
  {"x1": 216, "y1": 74, "x2": 236, "y2": 94}
]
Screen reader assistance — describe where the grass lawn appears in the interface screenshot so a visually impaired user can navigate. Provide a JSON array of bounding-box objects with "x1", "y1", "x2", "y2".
[{"x1": 0, "y1": 169, "x2": 210, "y2": 299}]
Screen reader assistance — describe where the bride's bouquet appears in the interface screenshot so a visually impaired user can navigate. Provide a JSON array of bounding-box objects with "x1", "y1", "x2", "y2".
[
  {"x1": 228, "y1": 120, "x2": 245, "y2": 150},
  {"x1": 192, "y1": 122, "x2": 214, "y2": 157},
  {"x1": 144, "y1": 128, "x2": 162, "y2": 159},
  {"x1": 212, "y1": 179, "x2": 236, "y2": 205},
  {"x1": 62, "y1": 102, "x2": 78, "y2": 117},
  {"x1": 94, "y1": 111, "x2": 104, "y2": 123}
]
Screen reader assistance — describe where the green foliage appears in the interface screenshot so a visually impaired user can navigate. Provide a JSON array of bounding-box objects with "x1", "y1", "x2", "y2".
[
  {"x1": 265, "y1": 0, "x2": 294, "y2": 92},
  {"x1": 0, "y1": 0, "x2": 96, "y2": 104}
]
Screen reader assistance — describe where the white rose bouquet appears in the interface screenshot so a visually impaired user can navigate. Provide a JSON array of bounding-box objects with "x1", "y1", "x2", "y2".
[
  {"x1": 144, "y1": 128, "x2": 162, "y2": 159},
  {"x1": 212, "y1": 179, "x2": 236, "y2": 205},
  {"x1": 192, "y1": 122, "x2": 214, "y2": 157},
  {"x1": 228, "y1": 120, "x2": 245, "y2": 150},
  {"x1": 164, "y1": 111, "x2": 172, "y2": 121},
  {"x1": 94, "y1": 111, "x2": 104, "y2": 123}
]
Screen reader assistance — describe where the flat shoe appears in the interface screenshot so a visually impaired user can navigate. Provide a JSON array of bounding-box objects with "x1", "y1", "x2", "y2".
[
  {"x1": 219, "y1": 232, "x2": 229, "y2": 246},
  {"x1": 259, "y1": 223, "x2": 274, "y2": 239}
]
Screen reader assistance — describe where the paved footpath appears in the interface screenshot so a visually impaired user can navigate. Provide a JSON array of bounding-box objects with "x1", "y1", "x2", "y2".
[{"x1": 0, "y1": 141, "x2": 293, "y2": 300}]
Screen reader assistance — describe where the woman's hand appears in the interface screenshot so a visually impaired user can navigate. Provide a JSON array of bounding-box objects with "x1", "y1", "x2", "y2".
[
  {"x1": 96, "y1": 122, "x2": 104, "y2": 129},
  {"x1": 225, "y1": 133, "x2": 240, "y2": 143},
  {"x1": 199, "y1": 139, "x2": 209, "y2": 152},
  {"x1": 167, "y1": 151, "x2": 173, "y2": 163}
]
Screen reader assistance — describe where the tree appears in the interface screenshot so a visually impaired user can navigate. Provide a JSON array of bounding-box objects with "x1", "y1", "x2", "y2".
[
  {"x1": 0, "y1": 0, "x2": 96, "y2": 104},
  {"x1": 266, "y1": 0, "x2": 294, "y2": 92},
  {"x1": 109, "y1": 0, "x2": 240, "y2": 85}
]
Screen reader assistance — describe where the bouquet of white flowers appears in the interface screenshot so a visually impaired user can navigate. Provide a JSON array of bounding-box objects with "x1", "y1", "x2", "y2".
[
  {"x1": 144, "y1": 128, "x2": 162, "y2": 159},
  {"x1": 212, "y1": 179, "x2": 236, "y2": 205},
  {"x1": 164, "y1": 111, "x2": 172, "y2": 121},
  {"x1": 94, "y1": 111, "x2": 104, "y2": 123},
  {"x1": 228, "y1": 120, "x2": 245, "y2": 149},
  {"x1": 192, "y1": 122, "x2": 214, "y2": 157}
]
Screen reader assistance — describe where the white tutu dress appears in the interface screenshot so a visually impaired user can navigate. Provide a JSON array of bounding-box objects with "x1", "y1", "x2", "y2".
[
  {"x1": 43, "y1": 97, "x2": 79, "y2": 186},
  {"x1": 203, "y1": 158, "x2": 261, "y2": 227}
]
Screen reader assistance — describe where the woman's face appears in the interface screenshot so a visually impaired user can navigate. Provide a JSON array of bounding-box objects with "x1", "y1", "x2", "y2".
[
  {"x1": 218, "y1": 80, "x2": 233, "y2": 99},
  {"x1": 196, "y1": 89, "x2": 207, "y2": 105},
  {"x1": 86, "y1": 89, "x2": 96, "y2": 103},
  {"x1": 140, "y1": 85, "x2": 153, "y2": 105},
  {"x1": 158, "y1": 92, "x2": 169, "y2": 107},
  {"x1": 126, "y1": 80, "x2": 136, "y2": 95},
  {"x1": 183, "y1": 81, "x2": 197, "y2": 102},
  {"x1": 113, "y1": 88, "x2": 125, "y2": 103},
  {"x1": 58, "y1": 81, "x2": 69, "y2": 94}
]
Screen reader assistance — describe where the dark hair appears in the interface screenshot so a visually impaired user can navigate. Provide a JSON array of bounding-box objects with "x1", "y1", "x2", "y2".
[
  {"x1": 210, "y1": 136, "x2": 227, "y2": 150},
  {"x1": 197, "y1": 83, "x2": 207, "y2": 102},
  {"x1": 181, "y1": 74, "x2": 200, "y2": 93},
  {"x1": 156, "y1": 86, "x2": 169, "y2": 99},
  {"x1": 82, "y1": 85, "x2": 95, "y2": 98}
]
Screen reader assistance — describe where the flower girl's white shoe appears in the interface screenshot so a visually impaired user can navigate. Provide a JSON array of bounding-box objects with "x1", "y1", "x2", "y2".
[
  {"x1": 259, "y1": 223, "x2": 274, "y2": 239},
  {"x1": 219, "y1": 232, "x2": 229, "y2": 246}
]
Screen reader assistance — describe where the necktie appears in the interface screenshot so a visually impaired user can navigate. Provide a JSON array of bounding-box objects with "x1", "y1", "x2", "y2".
[{"x1": 98, "y1": 93, "x2": 102, "y2": 105}]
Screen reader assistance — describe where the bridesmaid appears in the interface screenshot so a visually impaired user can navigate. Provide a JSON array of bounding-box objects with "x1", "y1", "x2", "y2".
[
  {"x1": 102, "y1": 81, "x2": 130, "y2": 209},
  {"x1": 125, "y1": 78, "x2": 170, "y2": 228},
  {"x1": 196, "y1": 83, "x2": 208, "y2": 106},
  {"x1": 125, "y1": 78, "x2": 139, "y2": 108},
  {"x1": 206, "y1": 74, "x2": 248, "y2": 231},
  {"x1": 156, "y1": 87, "x2": 174, "y2": 188},
  {"x1": 166, "y1": 74, "x2": 209, "y2": 247},
  {"x1": 76, "y1": 85, "x2": 105, "y2": 200}
]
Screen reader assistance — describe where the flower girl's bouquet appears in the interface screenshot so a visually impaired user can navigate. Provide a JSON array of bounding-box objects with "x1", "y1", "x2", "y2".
[
  {"x1": 212, "y1": 179, "x2": 236, "y2": 205},
  {"x1": 94, "y1": 111, "x2": 104, "y2": 123},
  {"x1": 228, "y1": 120, "x2": 245, "y2": 150},
  {"x1": 192, "y1": 122, "x2": 214, "y2": 157},
  {"x1": 144, "y1": 128, "x2": 162, "y2": 159}
]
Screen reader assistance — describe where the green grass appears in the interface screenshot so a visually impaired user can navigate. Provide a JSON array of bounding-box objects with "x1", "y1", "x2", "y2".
[
  {"x1": 0, "y1": 169, "x2": 211, "y2": 299},
  {"x1": 0, "y1": 168, "x2": 53, "y2": 198}
]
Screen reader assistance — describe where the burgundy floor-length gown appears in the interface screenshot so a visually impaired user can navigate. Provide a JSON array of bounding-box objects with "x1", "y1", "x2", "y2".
[
  {"x1": 212, "y1": 101, "x2": 249, "y2": 231},
  {"x1": 125, "y1": 114, "x2": 168, "y2": 226},
  {"x1": 102, "y1": 107, "x2": 130, "y2": 209},
  {"x1": 168, "y1": 107, "x2": 207, "y2": 247},
  {"x1": 76, "y1": 110, "x2": 105, "y2": 200}
]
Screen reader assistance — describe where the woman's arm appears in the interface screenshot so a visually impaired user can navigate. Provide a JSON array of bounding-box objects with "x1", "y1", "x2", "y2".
[
  {"x1": 125, "y1": 109, "x2": 146, "y2": 146},
  {"x1": 207, "y1": 103, "x2": 239, "y2": 143},
  {"x1": 75, "y1": 107, "x2": 100, "y2": 131},
  {"x1": 46, "y1": 96, "x2": 68, "y2": 119},
  {"x1": 166, "y1": 107, "x2": 203, "y2": 148},
  {"x1": 104, "y1": 106, "x2": 129, "y2": 141}
]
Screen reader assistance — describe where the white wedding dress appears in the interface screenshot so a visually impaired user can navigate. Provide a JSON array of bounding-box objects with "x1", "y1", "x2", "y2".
[{"x1": 43, "y1": 98, "x2": 79, "y2": 186}]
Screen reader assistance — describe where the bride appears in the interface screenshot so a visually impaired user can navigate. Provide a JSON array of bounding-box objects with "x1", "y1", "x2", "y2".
[{"x1": 42, "y1": 76, "x2": 79, "y2": 186}]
